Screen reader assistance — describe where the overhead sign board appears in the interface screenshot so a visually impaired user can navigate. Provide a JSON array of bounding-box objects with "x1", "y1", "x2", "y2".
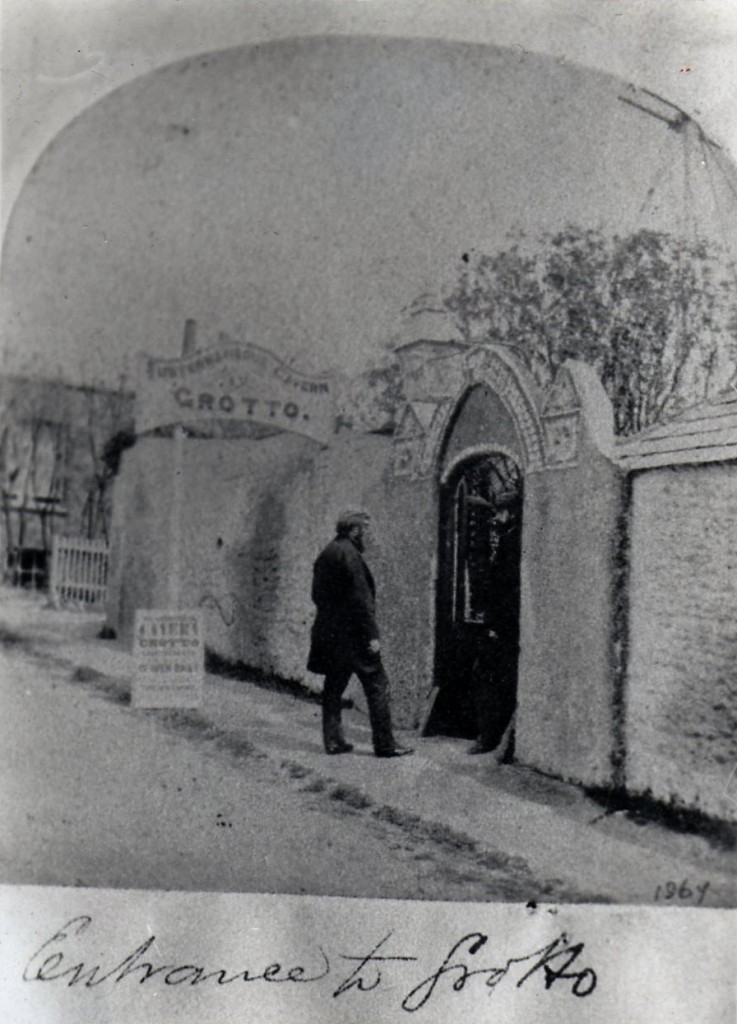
[
  {"x1": 136, "y1": 339, "x2": 334, "y2": 444},
  {"x1": 132, "y1": 609, "x2": 204, "y2": 709}
]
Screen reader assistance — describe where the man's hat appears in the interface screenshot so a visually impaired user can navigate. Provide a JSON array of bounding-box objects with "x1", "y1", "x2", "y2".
[{"x1": 336, "y1": 510, "x2": 371, "y2": 531}]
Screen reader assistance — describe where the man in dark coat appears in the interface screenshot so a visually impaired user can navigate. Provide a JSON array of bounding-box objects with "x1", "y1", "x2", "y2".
[{"x1": 307, "y1": 511, "x2": 413, "y2": 758}]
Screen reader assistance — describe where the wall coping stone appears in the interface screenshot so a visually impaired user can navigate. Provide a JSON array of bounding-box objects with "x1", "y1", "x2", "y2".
[{"x1": 616, "y1": 391, "x2": 737, "y2": 471}]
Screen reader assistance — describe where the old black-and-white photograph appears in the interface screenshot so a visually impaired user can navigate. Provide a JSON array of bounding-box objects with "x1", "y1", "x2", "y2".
[{"x1": 1, "y1": 0, "x2": 736, "y2": 917}]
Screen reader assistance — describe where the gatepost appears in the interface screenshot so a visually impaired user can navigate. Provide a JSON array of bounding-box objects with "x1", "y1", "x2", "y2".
[{"x1": 132, "y1": 321, "x2": 204, "y2": 709}]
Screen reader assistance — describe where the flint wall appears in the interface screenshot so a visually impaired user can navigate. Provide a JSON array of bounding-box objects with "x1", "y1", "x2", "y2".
[{"x1": 626, "y1": 463, "x2": 737, "y2": 823}]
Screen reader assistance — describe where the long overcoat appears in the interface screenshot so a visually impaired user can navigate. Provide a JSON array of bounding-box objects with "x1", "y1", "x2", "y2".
[{"x1": 307, "y1": 536, "x2": 381, "y2": 676}]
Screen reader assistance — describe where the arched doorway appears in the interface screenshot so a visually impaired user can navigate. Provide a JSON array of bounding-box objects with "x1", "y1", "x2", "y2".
[{"x1": 427, "y1": 451, "x2": 522, "y2": 744}]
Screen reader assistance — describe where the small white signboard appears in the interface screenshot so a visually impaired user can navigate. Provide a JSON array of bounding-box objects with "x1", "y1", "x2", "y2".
[{"x1": 132, "y1": 609, "x2": 204, "y2": 709}]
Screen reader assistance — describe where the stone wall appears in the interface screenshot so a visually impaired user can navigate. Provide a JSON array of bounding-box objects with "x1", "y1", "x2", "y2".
[
  {"x1": 107, "y1": 437, "x2": 176, "y2": 637},
  {"x1": 626, "y1": 464, "x2": 737, "y2": 822},
  {"x1": 107, "y1": 352, "x2": 737, "y2": 822},
  {"x1": 378, "y1": 472, "x2": 438, "y2": 729},
  {"x1": 515, "y1": 365, "x2": 621, "y2": 789},
  {"x1": 515, "y1": 449, "x2": 622, "y2": 788},
  {"x1": 107, "y1": 430, "x2": 412, "y2": 713}
]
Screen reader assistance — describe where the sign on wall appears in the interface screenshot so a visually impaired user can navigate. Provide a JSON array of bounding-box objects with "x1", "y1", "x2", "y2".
[
  {"x1": 136, "y1": 339, "x2": 334, "y2": 445},
  {"x1": 132, "y1": 609, "x2": 204, "y2": 709}
]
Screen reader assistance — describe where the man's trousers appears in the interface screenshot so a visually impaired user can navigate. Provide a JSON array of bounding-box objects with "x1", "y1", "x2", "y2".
[{"x1": 322, "y1": 661, "x2": 397, "y2": 754}]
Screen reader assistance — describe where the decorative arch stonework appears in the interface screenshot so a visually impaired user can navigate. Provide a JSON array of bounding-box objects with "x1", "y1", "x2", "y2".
[
  {"x1": 539, "y1": 365, "x2": 582, "y2": 469},
  {"x1": 440, "y1": 443, "x2": 523, "y2": 485},
  {"x1": 391, "y1": 345, "x2": 547, "y2": 479}
]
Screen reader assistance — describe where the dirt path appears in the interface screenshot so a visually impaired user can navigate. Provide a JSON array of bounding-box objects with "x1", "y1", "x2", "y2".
[{"x1": 0, "y1": 636, "x2": 575, "y2": 903}]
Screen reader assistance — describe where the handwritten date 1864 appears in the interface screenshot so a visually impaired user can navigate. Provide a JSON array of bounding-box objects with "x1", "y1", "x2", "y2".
[{"x1": 654, "y1": 880, "x2": 710, "y2": 905}]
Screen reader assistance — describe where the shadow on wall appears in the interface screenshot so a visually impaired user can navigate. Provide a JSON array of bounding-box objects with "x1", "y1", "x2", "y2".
[
  {"x1": 244, "y1": 488, "x2": 288, "y2": 673},
  {"x1": 118, "y1": 472, "x2": 159, "y2": 640}
]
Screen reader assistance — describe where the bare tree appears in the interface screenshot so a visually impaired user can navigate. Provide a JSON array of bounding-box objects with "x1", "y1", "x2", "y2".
[{"x1": 78, "y1": 383, "x2": 134, "y2": 542}]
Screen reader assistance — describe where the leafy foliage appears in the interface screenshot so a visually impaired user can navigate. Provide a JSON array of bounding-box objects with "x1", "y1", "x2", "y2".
[{"x1": 412, "y1": 227, "x2": 737, "y2": 435}]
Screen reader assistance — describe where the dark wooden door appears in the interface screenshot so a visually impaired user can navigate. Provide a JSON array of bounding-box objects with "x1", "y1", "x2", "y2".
[{"x1": 429, "y1": 453, "x2": 522, "y2": 738}]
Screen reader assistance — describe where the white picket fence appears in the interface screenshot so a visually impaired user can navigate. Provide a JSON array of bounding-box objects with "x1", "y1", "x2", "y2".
[{"x1": 49, "y1": 535, "x2": 110, "y2": 608}]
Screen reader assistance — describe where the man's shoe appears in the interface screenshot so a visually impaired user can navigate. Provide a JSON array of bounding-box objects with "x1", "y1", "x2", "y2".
[
  {"x1": 326, "y1": 742, "x2": 354, "y2": 755},
  {"x1": 375, "y1": 746, "x2": 414, "y2": 759}
]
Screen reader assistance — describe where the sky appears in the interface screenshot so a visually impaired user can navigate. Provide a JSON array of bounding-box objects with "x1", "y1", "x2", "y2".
[
  {"x1": 2, "y1": 0, "x2": 737, "y2": 386},
  {"x1": 4, "y1": 0, "x2": 737, "y2": 235}
]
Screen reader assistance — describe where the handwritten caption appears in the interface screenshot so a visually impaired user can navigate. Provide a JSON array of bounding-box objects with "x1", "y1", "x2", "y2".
[
  {"x1": 24, "y1": 916, "x2": 597, "y2": 1012},
  {"x1": 654, "y1": 880, "x2": 710, "y2": 905}
]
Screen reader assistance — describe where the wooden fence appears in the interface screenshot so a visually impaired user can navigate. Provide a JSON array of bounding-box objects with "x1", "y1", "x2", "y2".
[{"x1": 49, "y1": 535, "x2": 110, "y2": 608}]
